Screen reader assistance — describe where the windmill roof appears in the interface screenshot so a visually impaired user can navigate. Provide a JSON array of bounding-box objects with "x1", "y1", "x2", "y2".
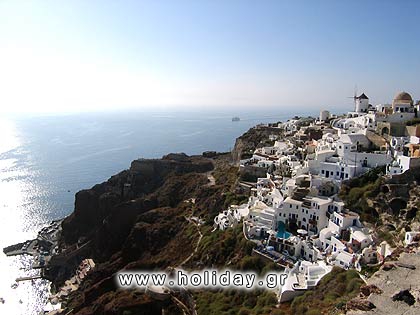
[{"x1": 357, "y1": 93, "x2": 369, "y2": 100}]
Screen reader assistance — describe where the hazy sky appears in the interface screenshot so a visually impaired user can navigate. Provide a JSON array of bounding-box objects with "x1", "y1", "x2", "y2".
[{"x1": 1, "y1": 0, "x2": 419, "y2": 114}]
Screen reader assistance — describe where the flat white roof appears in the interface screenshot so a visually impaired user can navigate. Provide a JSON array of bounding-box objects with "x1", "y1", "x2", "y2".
[
  {"x1": 304, "y1": 196, "x2": 331, "y2": 205},
  {"x1": 352, "y1": 230, "x2": 369, "y2": 242},
  {"x1": 284, "y1": 197, "x2": 303, "y2": 205},
  {"x1": 336, "y1": 251, "x2": 353, "y2": 263}
]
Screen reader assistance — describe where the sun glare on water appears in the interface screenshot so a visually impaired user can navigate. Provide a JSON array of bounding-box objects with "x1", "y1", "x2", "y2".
[{"x1": 0, "y1": 118, "x2": 50, "y2": 314}]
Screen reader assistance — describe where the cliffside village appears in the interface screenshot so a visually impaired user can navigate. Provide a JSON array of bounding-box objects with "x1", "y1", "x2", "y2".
[{"x1": 214, "y1": 91, "x2": 420, "y2": 302}]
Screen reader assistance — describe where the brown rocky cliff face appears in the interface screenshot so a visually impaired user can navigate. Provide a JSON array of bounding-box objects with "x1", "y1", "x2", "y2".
[
  {"x1": 368, "y1": 168, "x2": 420, "y2": 222},
  {"x1": 49, "y1": 154, "x2": 212, "y2": 281},
  {"x1": 46, "y1": 154, "x2": 225, "y2": 314},
  {"x1": 61, "y1": 154, "x2": 212, "y2": 245},
  {"x1": 64, "y1": 205, "x2": 197, "y2": 315}
]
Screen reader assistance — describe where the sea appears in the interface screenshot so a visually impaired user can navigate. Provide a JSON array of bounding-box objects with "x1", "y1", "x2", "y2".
[{"x1": 0, "y1": 108, "x2": 315, "y2": 314}]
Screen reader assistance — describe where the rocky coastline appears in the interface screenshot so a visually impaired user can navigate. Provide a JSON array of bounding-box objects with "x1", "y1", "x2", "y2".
[
  {"x1": 41, "y1": 152, "x2": 241, "y2": 314},
  {"x1": 4, "y1": 123, "x2": 420, "y2": 315}
]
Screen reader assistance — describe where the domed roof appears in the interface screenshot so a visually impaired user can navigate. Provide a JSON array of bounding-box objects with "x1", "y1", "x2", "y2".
[{"x1": 393, "y1": 91, "x2": 413, "y2": 102}]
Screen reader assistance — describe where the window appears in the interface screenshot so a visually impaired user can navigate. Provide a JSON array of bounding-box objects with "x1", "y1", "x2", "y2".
[
  {"x1": 321, "y1": 170, "x2": 325, "y2": 174},
  {"x1": 290, "y1": 204, "x2": 292, "y2": 208},
  {"x1": 346, "y1": 173, "x2": 349, "y2": 178}
]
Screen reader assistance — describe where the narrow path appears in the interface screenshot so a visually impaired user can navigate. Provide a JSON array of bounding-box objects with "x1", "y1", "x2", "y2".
[
  {"x1": 166, "y1": 212, "x2": 203, "y2": 315},
  {"x1": 179, "y1": 216, "x2": 203, "y2": 268}
]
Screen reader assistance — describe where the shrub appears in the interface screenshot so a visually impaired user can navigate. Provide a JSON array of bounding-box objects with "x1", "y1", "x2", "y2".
[
  {"x1": 239, "y1": 256, "x2": 264, "y2": 271},
  {"x1": 305, "y1": 309, "x2": 322, "y2": 315},
  {"x1": 238, "y1": 308, "x2": 251, "y2": 315},
  {"x1": 346, "y1": 277, "x2": 363, "y2": 294}
]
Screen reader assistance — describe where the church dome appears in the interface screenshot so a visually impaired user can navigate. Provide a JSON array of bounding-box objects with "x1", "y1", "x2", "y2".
[{"x1": 393, "y1": 91, "x2": 413, "y2": 102}]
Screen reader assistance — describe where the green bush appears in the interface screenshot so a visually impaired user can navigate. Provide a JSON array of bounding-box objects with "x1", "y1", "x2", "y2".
[
  {"x1": 305, "y1": 309, "x2": 322, "y2": 315},
  {"x1": 239, "y1": 256, "x2": 264, "y2": 271},
  {"x1": 288, "y1": 268, "x2": 364, "y2": 315},
  {"x1": 346, "y1": 277, "x2": 363, "y2": 294},
  {"x1": 340, "y1": 168, "x2": 384, "y2": 223},
  {"x1": 238, "y1": 308, "x2": 251, "y2": 315}
]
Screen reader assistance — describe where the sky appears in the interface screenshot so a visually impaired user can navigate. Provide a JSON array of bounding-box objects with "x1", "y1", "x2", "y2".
[{"x1": 0, "y1": 0, "x2": 419, "y2": 114}]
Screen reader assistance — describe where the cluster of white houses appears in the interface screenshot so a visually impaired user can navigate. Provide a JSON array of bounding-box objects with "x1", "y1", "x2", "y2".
[
  {"x1": 245, "y1": 174, "x2": 375, "y2": 268},
  {"x1": 241, "y1": 91, "x2": 420, "y2": 180},
  {"x1": 215, "y1": 91, "x2": 420, "y2": 302}
]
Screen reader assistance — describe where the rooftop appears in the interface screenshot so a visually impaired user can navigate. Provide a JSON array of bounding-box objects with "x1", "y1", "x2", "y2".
[
  {"x1": 357, "y1": 93, "x2": 369, "y2": 100},
  {"x1": 393, "y1": 91, "x2": 413, "y2": 102}
]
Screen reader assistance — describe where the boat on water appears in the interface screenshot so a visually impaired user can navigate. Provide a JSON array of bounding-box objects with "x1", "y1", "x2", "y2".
[{"x1": 232, "y1": 117, "x2": 240, "y2": 122}]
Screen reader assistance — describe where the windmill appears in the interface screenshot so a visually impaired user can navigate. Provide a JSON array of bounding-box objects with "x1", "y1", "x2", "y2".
[{"x1": 347, "y1": 85, "x2": 358, "y2": 111}]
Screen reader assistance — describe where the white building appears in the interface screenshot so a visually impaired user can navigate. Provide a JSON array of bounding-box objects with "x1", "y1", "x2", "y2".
[
  {"x1": 319, "y1": 110, "x2": 330, "y2": 122},
  {"x1": 213, "y1": 207, "x2": 244, "y2": 231},
  {"x1": 308, "y1": 132, "x2": 391, "y2": 181},
  {"x1": 246, "y1": 201, "x2": 277, "y2": 237},
  {"x1": 279, "y1": 260, "x2": 332, "y2": 302},
  {"x1": 280, "y1": 196, "x2": 332, "y2": 235},
  {"x1": 404, "y1": 231, "x2": 420, "y2": 246},
  {"x1": 354, "y1": 93, "x2": 370, "y2": 113}
]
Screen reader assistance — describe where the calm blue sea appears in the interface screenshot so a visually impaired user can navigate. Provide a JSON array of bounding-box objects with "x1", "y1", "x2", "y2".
[{"x1": 0, "y1": 109, "x2": 314, "y2": 314}]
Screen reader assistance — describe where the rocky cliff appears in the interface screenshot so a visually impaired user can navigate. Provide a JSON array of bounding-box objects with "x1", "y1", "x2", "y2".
[
  {"x1": 231, "y1": 125, "x2": 283, "y2": 164},
  {"x1": 43, "y1": 153, "x2": 221, "y2": 312},
  {"x1": 45, "y1": 152, "x2": 261, "y2": 315},
  {"x1": 339, "y1": 166, "x2": 420, "y2": 241}
]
